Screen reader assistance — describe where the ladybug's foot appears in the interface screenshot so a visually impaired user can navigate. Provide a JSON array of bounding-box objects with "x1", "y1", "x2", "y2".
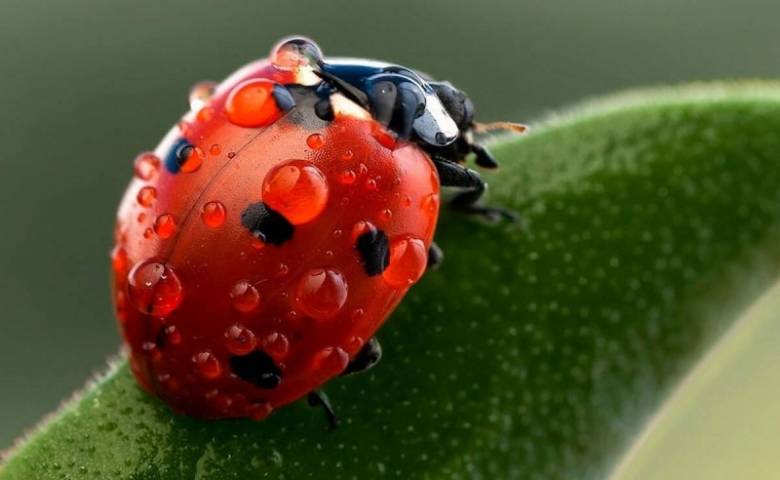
[
  {"x1": 427, "y1": 242, "x2": 444, "y2": 270},
  {"x1": 307, "y1": 391, "x2": 339, "y2": 430},
  {"x1": 341, "y1": 337, "x2": 382, "y2": 376}
]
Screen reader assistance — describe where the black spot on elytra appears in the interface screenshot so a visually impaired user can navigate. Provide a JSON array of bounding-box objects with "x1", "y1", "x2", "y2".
[
  {"x1": 356, "y1": 227, "x2": 390, "y2": 276},
  {"x1": 241, "y1": 202, "x2": 294, "y2": 245},
  {"x1": 229, "y1": 351, "x2": 282, "y2": 389}
]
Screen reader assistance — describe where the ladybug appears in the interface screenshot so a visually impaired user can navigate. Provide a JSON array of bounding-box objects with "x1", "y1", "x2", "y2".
[{"x1": 112, "y1": 37, "x2": 523, "y2": 427}]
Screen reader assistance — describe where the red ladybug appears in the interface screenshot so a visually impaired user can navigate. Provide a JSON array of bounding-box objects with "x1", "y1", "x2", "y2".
[{"x1": 112, "y1": 37, "x2": 522, "y2": 426}]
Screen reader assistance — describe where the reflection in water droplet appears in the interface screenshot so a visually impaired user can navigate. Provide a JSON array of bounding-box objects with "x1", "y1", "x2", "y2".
[
  {"x1": 296, "y1": 268, "x2": 348, "y2": 320},
  {"x1": 382, "y1": 237, "x2": 428, "y2": 287},
  {"x1": 262, "y1": 160, "x2": 329, "y2": 224},
  {"x1": 127, "y1": 260, "x2": 183, "y2": 316}
]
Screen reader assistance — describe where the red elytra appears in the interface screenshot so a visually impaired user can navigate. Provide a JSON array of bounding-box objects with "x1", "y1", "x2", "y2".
[{"x1": 112, "y1": 53, "x2": 439, "y2": 420}]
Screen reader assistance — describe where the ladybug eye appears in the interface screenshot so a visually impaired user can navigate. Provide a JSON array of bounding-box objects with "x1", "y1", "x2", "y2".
[{"x1": 270, "y1": 36, "x2": 323, "y2": 72}]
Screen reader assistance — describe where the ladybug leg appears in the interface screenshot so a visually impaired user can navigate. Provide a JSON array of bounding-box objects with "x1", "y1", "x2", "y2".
[
  {"x1": 341, "y1": 337, "x2": 382, "y2": 376},
  {"x1": 427, "y1": 242, "x2": 444, "y2": 270},
  {"x1": 307, "y1": 390, "x2": 339, "y2": 430},
  {"x1": 471, "y1": 143, "x2": 499, "y2": 169},
  {"x1": 433, "y1": 157, "x2": 518, "y2": 222}
]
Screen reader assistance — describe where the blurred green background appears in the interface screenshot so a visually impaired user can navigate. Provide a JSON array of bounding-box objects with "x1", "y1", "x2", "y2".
[{"x1": 1, "y1": 0, "x2": 779, "y2": 451}]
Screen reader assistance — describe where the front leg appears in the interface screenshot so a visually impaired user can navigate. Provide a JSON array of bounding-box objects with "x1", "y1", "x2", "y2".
[{"x1": 433, "y1": 158, "x2": 518, "y2": 222}]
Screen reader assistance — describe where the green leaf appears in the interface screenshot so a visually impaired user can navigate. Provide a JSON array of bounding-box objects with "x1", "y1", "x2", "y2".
[{"x1": 3, "y1": 82, "x2": 780, "y2": 479}]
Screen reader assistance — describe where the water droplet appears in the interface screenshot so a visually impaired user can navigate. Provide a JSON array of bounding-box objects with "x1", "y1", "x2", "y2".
[
  {"x1": 143, "y1": 227, "x2": 154, "y2": 239},
  {"x1": 137, "y1": 186, "x2": 157, "y2": 207},
  {"x1": 111, "y1": 246, "x2": 128, "y2": 275},
  {"x1": 176, "y1": 144, "x2": 204, "y2": 173},
  {"x1": 358, "y1": 163, "x2": 368, "y2": 176},
  {"x1": 262, "y1": 160, "x2": 329, "y2": 224},
  {"x1": 230, "y1": 280, "x2": 260, "y2": 312},
  {"x1": 189, "y1": 81, "x2": 217, "y2": 111},
  {"x1": 178, "y1": 121, "x2": 194, "y2": 138},
  {"x1": 306, "y1": 133, "x2": 325, "y2": 149},
  {"x1": 226, "y1": 79, "x2": 284, "y2": 128},
  {"x1": 296, "y1": 268, "x2": 348, "y2": 320},
  {"x1": 350, "y1": 220, "x2": 375, "y2": 242},
  {"x1": 251, "y1": 238, "x2": 265, "y2": 250},
  {"x1": 270, "y1": 36, "x2": 323, "y2": 71},
  {"x1": 162, "y1": 325, "x2": 182, "y2": 346},
  {"x1": 192, "y1": 351, "x2": 221, "y2": 379},
  {"x1": 209, "y1": 143, "x2": 222, "y2": 156},
  {"x1": 153, "y1": 214, "x2": 176, "y2": 239},
  {"x1": 339, "y1": 170, "x2": 356, "y2": 185},
  {"x1": 127, "y1": 261, "x2": 183, "y2": 316},
  {"x1": 196, "y1": 106, "x2": 215, "y2": 123},
  {"x1": 262, "y1": 332, "x2": 290, "y2": 360},
  {"x1": 201, "y1": 201, "x2": 226, "y2": 228},
  {"x1": 224, "y1": 324, "x2": 257, "y2": 355},
  {"x1": 205, "y1": 389, "x2": 233, "y2": 412},
  {"x1": 332, "y1": 229, "x2": 343, "y2": 239},
  {"x1": 276, "y1": 263, "x2": 289, "y2": 277},
  {"x1": 382, "y1": 237, "x2": 427, "y2": 287},
  {"x1": 403, "y1": 195, "x2": 412, "y2": 207},
  {"x1": 341, "y1": 149, "x2": 354, "y2": 161},
  {"x1": 379, "y1": 208, "x2": 393, "y2": 222},
  {"x1": 421, "y1": 193, "x2": 439, "y2": 215},
  {"x1": 249, "y1": 402, "x2": 273, "y2": 421},
  {"x1": 137, "y1": 212, "x2": 147, "y2": 223},
  {"x1": 133, "y1": 152, "x2": 161, "y2": 181},
  {"x1": 345, "y1": 335, "x2": 364, "y2": 352},
  {"x1": 227, "y1": 151, "x2": 236, "y2": 159},
  {"x1": 314, "y1": 346, "x2": 349, "y2": 375},
  {"x1": 365, "y1": 178, "x2": 378, "y2": 191},
  {"x1": 350, "y1": 308, "x2": 365, "y2": 322}
]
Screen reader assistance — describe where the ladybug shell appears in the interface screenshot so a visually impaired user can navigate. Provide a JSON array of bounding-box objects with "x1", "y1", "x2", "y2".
[{"x1": 112, "y1": 59, "x2": 440, "y2": 419}]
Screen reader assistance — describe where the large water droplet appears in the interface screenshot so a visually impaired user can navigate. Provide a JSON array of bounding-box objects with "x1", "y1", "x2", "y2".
[
  {"x1": 262, "y1": 160, "x2": 329, "y2": 224},
  {"x1": 127, "y1": 260, "x2": 183, "y2": 316},
  {"x1": 230, "y1": 280, "x2": 261, "y2": 312},
  {"x1": 133, "y1": 152, "x2": 161, "y2": 181},
  {"x1": 296, "y1": 268, "x2": 348, "y2": 320},
  {"x1": 224, "y1": 324, "x2": 257, "y2": 355},
  {"x1": 136, "y1": 186, "x2": 157, "y2": 207},
  {"x1": 382, "y1": 237, "x2": 427, "y2": 287},
  {"x1": 201, "y1": 201, "x2": 227, "y2": 228},
  {"x1": 270, "y1": 36, "x2": 323, "y2": 71},
  {"x1": 176, "y1": 144, "x2": 204, "y2": 173},
  {"x1": 189, "y1": 81, "x2": 217, "y2": 111},
  {"x1": 226, "y1": 79, "x2": 284, "y2": 128},
  {"x1": 192, "y1": 351, "x2": 221, "y2": 379}
]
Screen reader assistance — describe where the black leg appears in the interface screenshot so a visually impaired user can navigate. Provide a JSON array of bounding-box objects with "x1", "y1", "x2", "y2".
[
  {"x1": 471, "y1": 143, "x2": 499, "y2": 169},
  {"x1": 427, "y1": 242, "x2": 444, "y2": 270},
  {"x1": 433, "y1": 158, "x2": 518, "y2": 222},
  {"x1": 341, "y1": 337, "x2": 382, "y2": 376},
  {"x1": 307, "y1": 391, "x2": 339, "y2": 430}
]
